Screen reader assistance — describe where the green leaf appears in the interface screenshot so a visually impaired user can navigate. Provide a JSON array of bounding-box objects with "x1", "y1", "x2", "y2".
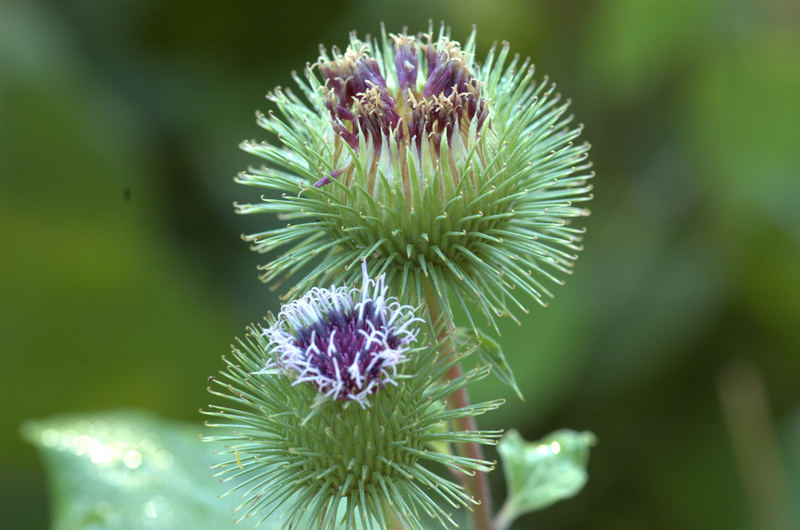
[
  {"x1": 457, "y1": 327, "x2": 523, "y2": 400},
  {"x1": 496, "y1": 429, "x2": 596, "y2": 529},
  {"x1": 20, "y1": 410, "x2": 265, "y2": 530}
]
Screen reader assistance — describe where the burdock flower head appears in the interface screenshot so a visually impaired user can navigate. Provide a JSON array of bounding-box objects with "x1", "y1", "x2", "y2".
[
  {"x1": 260, "y1": 262, "x2": 421, "y2": 407},
  {"x1": 237, "y1": 22, "x2": 592, "y2": 329},
  {"x1": 204, "y1": 266, "x2": 502, "y2": 529}
]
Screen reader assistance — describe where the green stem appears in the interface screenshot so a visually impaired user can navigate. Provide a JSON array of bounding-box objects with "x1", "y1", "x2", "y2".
[
  {"x1": 493, "y1": 499, "x2": 515, "y2": 530},
  {"x1": 423, "y1": 281, "x2": 494, "y2": 530}
]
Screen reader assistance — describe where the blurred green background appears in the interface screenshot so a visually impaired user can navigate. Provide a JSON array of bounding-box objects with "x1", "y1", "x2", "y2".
[{"x1": 2, "y1": 0, "x2": 798, "y2": 528}]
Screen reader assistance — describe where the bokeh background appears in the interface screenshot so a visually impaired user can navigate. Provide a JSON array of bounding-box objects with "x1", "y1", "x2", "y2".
[{"x1": 2, "y1": 0, "x2": 799, "y2": 528}]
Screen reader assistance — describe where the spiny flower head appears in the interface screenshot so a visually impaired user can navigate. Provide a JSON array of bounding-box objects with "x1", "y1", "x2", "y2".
[
  {"x1": 261, "y1": 262, "x2": 421, "y2": 407},
  {"x1": 236, "y1": 23, "x2": 593, "y2": 330},
  {"x1": 204, "y1": 269, "x2": 503, "y2": 529}
]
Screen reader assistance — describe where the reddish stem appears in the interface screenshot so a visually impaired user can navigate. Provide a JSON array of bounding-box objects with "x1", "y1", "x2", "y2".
[{"x1": 423, "y1": 282, "x2": 493, "y2": 530}]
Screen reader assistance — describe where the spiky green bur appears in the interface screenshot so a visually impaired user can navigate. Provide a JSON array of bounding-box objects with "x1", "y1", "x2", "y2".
[
  {"x1": 203, "y1": 325, "x2": 503, "y2": 529},
  {"x1": 237, "y1": 24, "x2": 593, "y2": 330}
]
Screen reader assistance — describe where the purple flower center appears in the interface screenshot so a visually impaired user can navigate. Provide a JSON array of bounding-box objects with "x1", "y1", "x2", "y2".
[
  {"x1": 313, "y1": 33, "x2": 488, "y2": 187},
  {"x1": 262, "y1": 267, "x2": 421, "y2": 407},
  {"x1": 292, "y1": 302, "x2": 402, "y2": 398}
]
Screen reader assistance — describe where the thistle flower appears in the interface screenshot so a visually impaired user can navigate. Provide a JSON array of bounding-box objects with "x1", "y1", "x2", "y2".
[
  {"x1": 236, "y1": 23, "x2": 593, "y2": 330},
  {"x1": 203, "y1": 266, "x2": 503, "y2": 529},
  {"x1": 260, "y1": 262, "x2": 421, "y2": 407}
]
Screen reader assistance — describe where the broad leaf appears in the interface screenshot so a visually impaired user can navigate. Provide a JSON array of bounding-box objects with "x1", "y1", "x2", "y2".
[
  {"x1": 496, "y1": 429, "x2": 596, "y2": 529},
  {"x1": 21, "y1": 410, "x2": 255, "y2": 530}
]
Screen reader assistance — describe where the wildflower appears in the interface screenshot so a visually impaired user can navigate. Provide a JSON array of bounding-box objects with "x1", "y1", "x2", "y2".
[
  {"x1": 204, "y1": 266, "x2": 503, "y2": 529},
  {"x1": 260, "y1": 262, "x2": 421, "y2": 407},
  {"x1": 236, "y1": 23, "x2": 593, "y2": 329}
]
